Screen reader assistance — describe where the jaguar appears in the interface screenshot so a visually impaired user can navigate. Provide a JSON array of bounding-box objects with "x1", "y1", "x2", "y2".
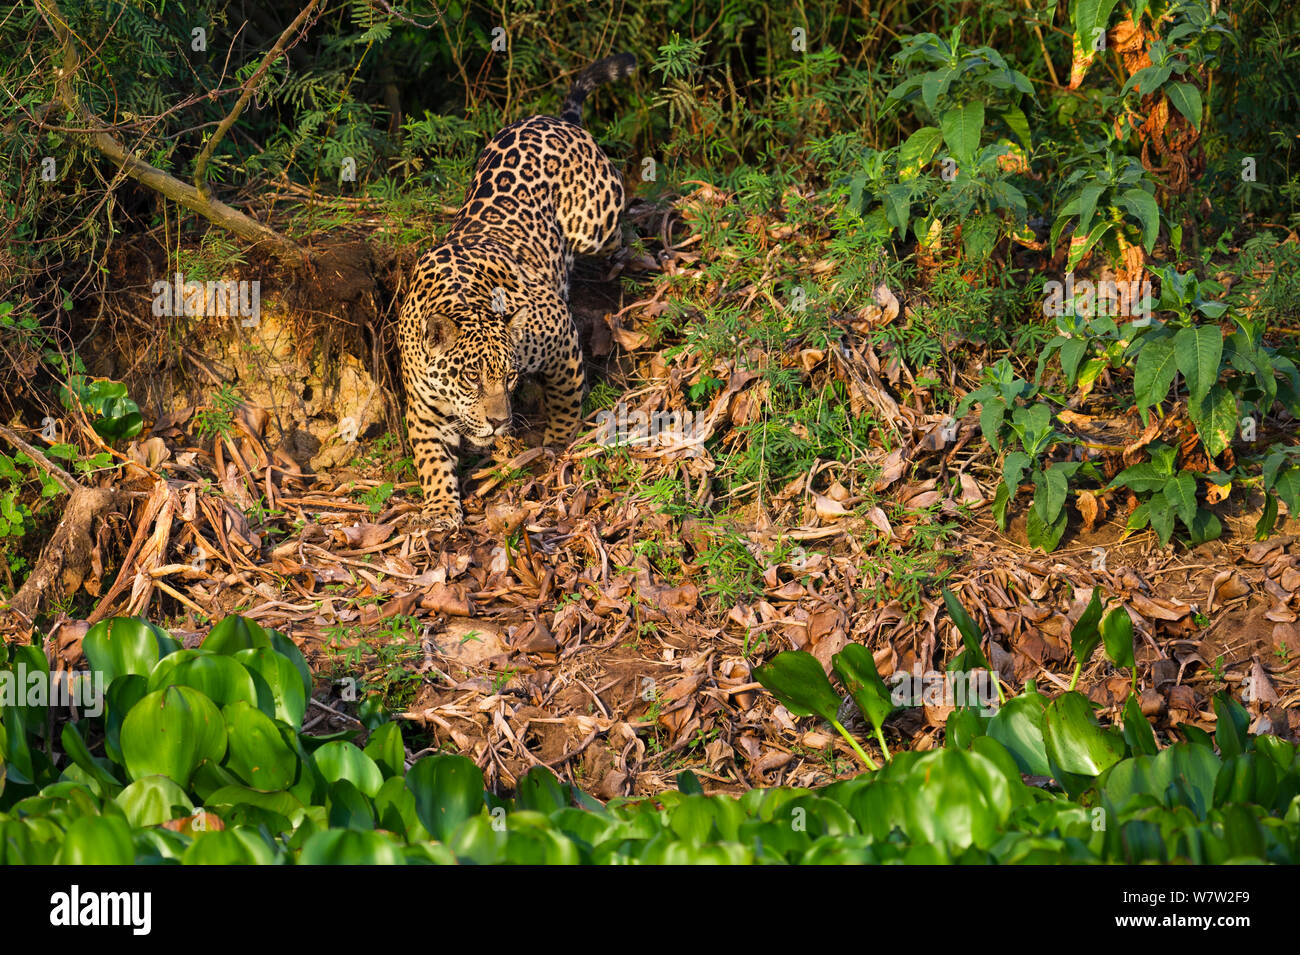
[{"x1": 396, "y1": 53, "x2": 637, "y2": 529}]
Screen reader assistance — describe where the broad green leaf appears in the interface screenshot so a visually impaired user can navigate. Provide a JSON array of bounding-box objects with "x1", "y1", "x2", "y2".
[
  {"x1": 55, "y1": 814, "x2": 135, "y2": 864},
  {"x1": 1162, "y1": 472, "x2": 1198, "y2": 529},
  {"x1": 406, "y1": 754, "x2": 484, "y2": 841},
  {"x1": 1148, "y1": 497, "x2": 1176, "y2": 545},
  {"x1": 988, "y1": 689, "x2": 1051, "y2": 776},
  {"x1": 1044, "y1": 691, "x2": 1124, "y2": 777},
  {"x1": 898, "y1": 126, "x2": 943, "y2": 179},
  {"x1": 1070, "y1": 587, "x2": 1104, "y2": 668},
  {"x1": 1118, "y1": 188, "x2": 1160, "y2": 251},
  {"x1": 832, "y1": 643, "x2": 895, "y2": 742},
  {"x1": 1165, "y1": 81, "x2": 1202, "y2": 130},
  {"x1": 883, "y1": 183, "x2": 912, "y2": 235},
  {"x1": 1003, "y1": 451, "x2": 1030, "y2": 488},
  {"x1": 1073, "y1": 182, "x2": 1107, "y2": 237},
  {"x1": 222, "y1": 701, "x2": 300, "y2": 792},
  {"x1": 1133, "y1": 337, "x2": 1177, "y2": 415},
  {"x1": 1190, "y1": 384, "x2": 1236, "y2": 459},
  {"x1": 981, "y1": 398, "x2": 1008, "y2": 451},
  {"x1": 753, "y1": 650, "x2": 843, "y2": 721},
  {"x1": 941, "y1": 588, "x2": 991, "y2": 670},
  {"x1": 1001, "y1": 106, "x2": 1031, "y2": 148},
  {"x1": 121, "y1": 686, "x2": 227, "y2": 786},
  {"x1": 1101, "y1": 606, "x2": 1135, "y2": 670},
  {"x1": 202, "y1": 615, "x2": 272, "y2": 654},
  {"x1": 115, "y1": 776, "x2": 194, "y2": 827},
  {"x1": 1026, "y1": 504, "x2": 1067, "y2": 552},
  {"x1": 1036, "y1": 463, "x2": 1070, "y2": 523},
  {"x1": 1174, "y1": 324, "x2": 1223, "y2": 405},
  {"x1": 169, "y1": 655, "x2": 259, "y2": 710},
  {"x1": 992, "y1": 480, "x2": 1011, "y2": 530},
  {"x1": 939, "y1": 100, "x2": 984, "y2": 162},
  {"x1": 313, "y1": 741, "x2": 384, "y2": 798},
  {"x1": 82, "y1": 617, "x2": 162, "y2": 685}
]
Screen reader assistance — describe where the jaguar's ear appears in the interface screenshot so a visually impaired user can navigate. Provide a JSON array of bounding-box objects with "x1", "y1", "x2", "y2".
[{"x1": 426, "y1": 312, "x2": 460, "y2": 347}]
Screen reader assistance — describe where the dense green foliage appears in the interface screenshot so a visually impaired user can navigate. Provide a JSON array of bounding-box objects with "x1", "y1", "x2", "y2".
[{"x1": 2, "y1": 613, "x2": 1297, "y2": 864}]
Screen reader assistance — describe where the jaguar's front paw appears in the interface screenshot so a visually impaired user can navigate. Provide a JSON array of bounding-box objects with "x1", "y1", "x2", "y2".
[{"x1": 404, "y1": 502, "x2": 463, "y2": 532}]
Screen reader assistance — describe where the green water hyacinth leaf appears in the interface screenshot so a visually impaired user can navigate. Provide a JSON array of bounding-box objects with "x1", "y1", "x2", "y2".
[
  {"x1": 82, "y1": 617, "x2": 162, "y2": 685},
  {"x1": 1044, "y1": 691, "x2": 1124, "y2": 777},
  {"x1": 202, "y1": 615, "x2": 272, "y2": 654},
  {"x1": 1213, "y1": 691, "x2": 1250, "y2": 760},
  {"x1": 363, "y1": 721, "x2": 406, "y2": 780},
  {"x1": 184, "y1": 829, "x2": 279, "y2": 865},
  {"x1": 115, "y1": 775, "x2": 193, "y2": 827},
  {"x1": 222, "y1": 701, "x2": 300, "y2": 791},
  {"x1": 754, "y1": 650, "x2": 877, "y2": 768},
  {"x1": 1068, "y1": 587, "x2": 1104, "y2": 689},
  {"x1": 1121, "y1": 692, "x2": 1159, "y2": 757},
  {"x1": 753, "y1": 650, "x2": 842, "y2": 720},
  {"x1": 327, "y1": 777, "x2": 376, "y2": 830},
  {"x1": 901, "y1": 748, "x2": 1012, "y2": 850},
  {"x1": 55, "y1": 814, "x2": 136, "y2": 864},
  {"x1": 515, "y1": 765, "x2": 571, "y2": 813},
  {"x1": 1101, "y1": 605, "x2": 1135, "y2": 671},
  {"x1": 234, "y1": 647, "x2": 308, "y2": 728},
  {"x1": 940, "y1": 588, "x2": 990, "y2": 670},
  {"x1": 205, "y1": 785, "x2": 309, "y2": 828},
  {"x1": 987, "y1": 688, "x2": 1050, "y2": 776},
  {"x1": 104, "y1": 673, "x2": 147, "y2": 766},
  {"x1": 832, "y1": 643, "x2": 895, "y2": 760},
  {"x1": 146, "y1": 649, "x2": 200, "y2": 693},
  {"x1": 169, "y1": 654, "x2": 259, "y2": 709},
  {"x1": 1104, "y1": 743, "x2": 1220, "y2": 817},
  {"x1": 268, "y1": 629, "x2": 314, "y2": 700},
  {"x1": 120, "y1": 685, "x2": 227, "y2": 786},
  {"x1": 314, "y1": 741, "x2": 384, "y2": 797},
  {"x1": 406, "y1": 754, "x2": 484, "y2": 840},
  {"x1": 60, "y1": 722, "x2": 122, "y2": 794}
]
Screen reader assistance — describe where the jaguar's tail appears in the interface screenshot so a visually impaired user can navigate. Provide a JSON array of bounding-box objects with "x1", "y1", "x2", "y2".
[{"x1": 560, "y1": 53, "x2": 637, "y2": 125}]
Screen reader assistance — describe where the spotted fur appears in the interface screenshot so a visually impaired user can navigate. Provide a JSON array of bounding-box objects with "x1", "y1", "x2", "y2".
[{"x1": 397, "y1": 54, "x2": 636, "y2": 529}]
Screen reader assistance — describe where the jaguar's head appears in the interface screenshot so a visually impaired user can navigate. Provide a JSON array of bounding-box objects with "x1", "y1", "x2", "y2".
[{"x1": 421, "y1": 303, "x2": 519, "y2": 445}]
